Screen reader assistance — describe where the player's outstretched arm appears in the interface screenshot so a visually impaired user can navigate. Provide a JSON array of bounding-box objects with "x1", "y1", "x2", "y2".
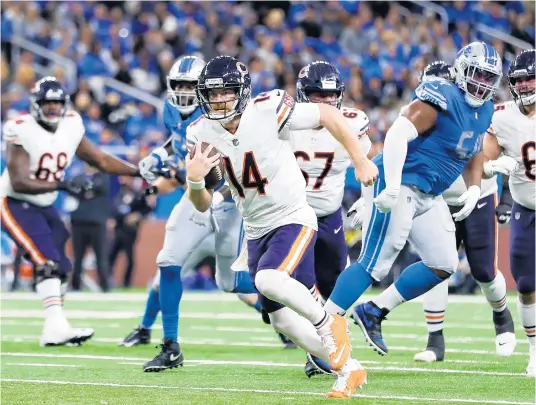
[
  {"x1": 482, "y1": 132, "x2": 519, "y2": 179},
  {"x1": 6, "y1": 144, "x2": 60, "y2": 194},
  {"x1": 76, "y1": 136, "x2": 140, "y2": 176}
]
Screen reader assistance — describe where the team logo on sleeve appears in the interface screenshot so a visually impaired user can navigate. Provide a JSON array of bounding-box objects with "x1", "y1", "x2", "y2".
[
  {"x1": 298, "y1": 66, "x2": 309, "y2": 78},
  {"x1": 237, "y1": 62, "x2": 249, "y2": 75}
]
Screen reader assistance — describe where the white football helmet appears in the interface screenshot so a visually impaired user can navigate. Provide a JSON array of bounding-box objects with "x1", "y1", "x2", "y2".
[
  {"x1": 167, "y1": 55, "x2": 206, "y2": 115},
  {"x1": 454, "y1": 41, "x2": 503, "y2": 108}
]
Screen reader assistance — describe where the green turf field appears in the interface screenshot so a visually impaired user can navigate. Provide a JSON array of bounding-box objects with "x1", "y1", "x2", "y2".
[{"x1": 1, "y1": 292, "x2": 534, "y2": 405}]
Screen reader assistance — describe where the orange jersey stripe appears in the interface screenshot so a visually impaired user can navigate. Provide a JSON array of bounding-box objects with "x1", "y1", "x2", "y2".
[
  {"x1": 278, "y1": 226, "x2": 314, "y2": 274},
  {"x1": 277, "y1": 104, "x2": 290, "y2": 125},
  {"x1": 1, "y1": 199, "x2": 46, "y2": 265},
  {"x1": 285, "y1": 229, "x2": 315, "y2": 275}
]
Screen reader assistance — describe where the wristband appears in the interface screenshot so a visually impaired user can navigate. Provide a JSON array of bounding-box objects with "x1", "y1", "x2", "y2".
[{"x1": 187, "y1": 178, "x2": 206, "y2": 190}]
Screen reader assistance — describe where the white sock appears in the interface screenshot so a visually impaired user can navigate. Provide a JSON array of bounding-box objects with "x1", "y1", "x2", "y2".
[
  {"x1": 36, "y1": 278, "x2": 66, "y2": 323},
  {"x1": 269, "y1": 307, "x2": 330, "y2": 363},
  {"x1": 324, "y1": 299, "x2": 347, "y2": 316},
  {"x1": 477, "y1": 271, "x2": 507, "y2": 313},
  {"x1": 60, "y1": 281, "x2": 68, "y2": 307},
  {"x1": 255, "y1": 269, "x2": 327, "y2": 326},
  {"x1": 517, "y1": 298, "x2": 536, "y2": 351},
  {"x1": 422, "y1": 280, "x2": 448, "y2": 333},
  {"x1": 373, "y1": 284, "x2": 405, "y2": 312}
]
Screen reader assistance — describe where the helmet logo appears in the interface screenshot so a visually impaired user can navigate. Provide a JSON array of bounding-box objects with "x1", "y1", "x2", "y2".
[
  {"x1": 298, "y1": 66, "x2": 309, "y2": 78},
  {"x1": 321, "y1": 79, "x2": 337, "y2": 90},
  {"x1": 45, "y1": 89, "x2": 63, "y2": 98},
  {"x1": 237, "y1": 62, "x2": 248, "y2": 75}
]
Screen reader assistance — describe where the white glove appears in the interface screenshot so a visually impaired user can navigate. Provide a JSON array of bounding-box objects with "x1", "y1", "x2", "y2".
[
  {"x1": 452, "y1": 185, "x2": 481, "y2": 222},
  {"x1": 138, "y1": 147, "x2": 168, "y2": 183},
  {"x1": 483, "y1": 156, "x2": 519, "y2": 177},
  {"x1": 373, "y1": 188, "x2": 400, "y2": 213},
  {"x1": 212, "y1": 191, "x2": 224, "y2": 207},
  {"x1": 347, "y1": 197, "x2": 366, "y2": 229}
]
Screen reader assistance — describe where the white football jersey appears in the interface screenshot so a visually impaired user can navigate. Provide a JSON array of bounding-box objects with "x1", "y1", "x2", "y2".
[
  {"x1": 488, "y1": 101, "x2": 535, "y2": 210},
  {"x1": 186, "y1": 89, "x2": 317, "y2": 240},
  {"x1": 289, "y1": 107, "x2": 371, "y2": 217},
  {"x1": 443, "y1": 175, "x2": 498, "y2": 206},
  {"x1": 0, "y1": 112, "x2": 85, "y2": 207}
]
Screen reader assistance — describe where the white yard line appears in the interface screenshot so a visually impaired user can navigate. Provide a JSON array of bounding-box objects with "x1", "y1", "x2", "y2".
[
  {"x1": 1, "y1": 335, "x2": 530, "y2": 356},
  {"x1": 0, "y1": 292, "x2": 494, "y2": 304},
  {"x1": 5, "y1": 363, "x2": 79, "y2": 368},
  {"x1": 0, "y1": 378, "x2": 531, "y2": 405},
  {"x1": 0, "y1": 353, "x2": 526, "y2": 376}
]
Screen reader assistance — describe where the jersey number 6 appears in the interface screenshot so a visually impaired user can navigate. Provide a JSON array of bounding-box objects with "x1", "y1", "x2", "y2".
[
  {"x1": 294, "y1": 151, "x2": 334, "y2": 190},
  {"x1": 35, "y1": 152, "x2": 68, "y2": 182},
  {"x1": 223, "y1": 152, "x2": 268, "y2": 197},
  {"x1": 522, "y1": 141, "x2": 536, "y2": 182}
]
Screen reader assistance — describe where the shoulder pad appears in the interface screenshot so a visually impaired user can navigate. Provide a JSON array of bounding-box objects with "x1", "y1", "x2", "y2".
[
  {"x1": 414, "y1": 78, "x2": 453, "y2": 111},
  {"x1": 3, "y1": 115, "x2": 33, "y2": 145},
  {"x1": 252, "y1": 89, "x2": 295, "y2": 132},
  {"x1": 488, "y1": 101, "x2": 516, "y2": 138},
  {"x1": 185, "y1": 115, "x2": 205, "y2": 150},
  {"x1": 341, "y1": 107, "x2": 370, "y2": 137}
]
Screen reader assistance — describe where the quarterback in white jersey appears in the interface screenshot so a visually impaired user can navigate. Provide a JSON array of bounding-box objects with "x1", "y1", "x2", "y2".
[
  {"x1": 0, "y1": 77, "x2": 141, "y2": 347},
  {"x1": 289, "y1": 61, "x2": 371, "y2": 303},
  {"x1": 483, "y1": 49, "x2": 536, "y2": 378},
  {"x1": 186, "y1": 56, "x2": 377, "y2": 398}
]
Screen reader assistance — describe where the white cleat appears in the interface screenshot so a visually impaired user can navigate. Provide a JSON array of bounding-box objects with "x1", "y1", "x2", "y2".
[
  {"x1": 495, "y1": 332, "x2": 516, "y2": 357},
  {"x1": 414, "y1": 350, "x2": 439, "y2": 363},
  {"x1": 326, "y1": 358, "x2": 368, "y2": 399},
  {"x1": 40, "y1": 327, "x2": 94, "y2": 347}
]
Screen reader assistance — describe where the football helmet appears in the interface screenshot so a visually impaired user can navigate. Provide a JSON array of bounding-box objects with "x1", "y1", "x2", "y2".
[
  {"x1": 296, "y1": 61, "x2": 345, "y2": 109},
  {"x1": 454, "y1": 41, "x2": 503, "y2": 108},
  {"x1": 29, "y1": 76, "x2": 69, "y2": 126},
  {"x1": 419, "y1": 60, "x2": 454, "y2": 84},
  {"x1": 196, "y1": 55, "x2": 251, "y2": 124},
  {"x1": 167, "y1": 55, "x2": 206, "y2": 115},
  {"x1": 507, "y1": 49, "x2": 535, "y2": 112}
]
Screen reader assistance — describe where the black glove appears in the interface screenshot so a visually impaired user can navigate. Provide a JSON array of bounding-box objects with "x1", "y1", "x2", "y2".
[
  {"x1": 496, "y1": 203, "x2": 512, "y2": 225},
  {"x1": 57, "y1": 176, "x2": 93, "y2": 198}
]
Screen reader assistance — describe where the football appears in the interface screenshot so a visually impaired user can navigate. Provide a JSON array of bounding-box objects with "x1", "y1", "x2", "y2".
[{"x1": 189, "y1": 141, "x2": 224, "y2": 189}]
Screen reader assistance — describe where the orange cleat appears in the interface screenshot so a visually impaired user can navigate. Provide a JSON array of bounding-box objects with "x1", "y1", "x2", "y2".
[
  {"x1": 327, "y1": 358, "x2": 368, "y2": 399},
  {"x1": 318, "y1": 314, "x2": 352, "y2": 371}
]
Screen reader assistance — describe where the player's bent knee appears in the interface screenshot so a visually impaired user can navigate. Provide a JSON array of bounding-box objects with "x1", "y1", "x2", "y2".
[
  {"x1": 255, "y1": 269, "x2": 279, "y2": 297},
  {"x1": 156, "y1": 249, "x2": 183, "y2": 268},
  {"x1": 423, "y1": 254, "x2": 458, "y2": 277},
  {"x1": 215, "y1": 274, "x2": 235, "y2": 293},
  {"x1": 516, "y1": 275, "x2": 535, "y2": 295}
]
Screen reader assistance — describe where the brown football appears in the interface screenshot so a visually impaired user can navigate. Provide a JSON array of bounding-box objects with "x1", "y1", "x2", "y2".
[{"x1": 189, "y1": 142, "x2": 224, "y2": 189}]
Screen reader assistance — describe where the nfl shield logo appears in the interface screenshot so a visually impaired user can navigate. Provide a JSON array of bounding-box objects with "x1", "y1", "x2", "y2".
[
  {"x1": 515, "y1": 212, "x2": 521, "y2": 220},
  {"x1": 232, "y1": 139, "x2": 239, "y2": 146}
]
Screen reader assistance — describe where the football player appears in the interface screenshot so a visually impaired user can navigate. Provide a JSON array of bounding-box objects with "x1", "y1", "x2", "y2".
[
  {"x1": 289, "y1": 61, "x2": 371, "y2": 377},
  {"x1": 0, "y1": 76, "x2": 142, "y2": 346},
  {"x1": 186, "y1": 55, "x2": 377, "y2": 398},
  {"x1": 126, "y1": 56, "x2": 270, "y2": 372},
  {"x1": 483, "y1": 49, "x2": 536, "y2": 377},
  {"x1": 401, "y1": 61, "x2": 515, "y2": 362},
  {"x1": 323, "y1": 42, "x2": 502, "y2": 357}
]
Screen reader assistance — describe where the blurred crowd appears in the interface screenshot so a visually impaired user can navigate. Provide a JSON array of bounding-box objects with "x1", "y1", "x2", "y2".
[{"x1": 2, "y1": 1, "x2": 534, "y2": 157}]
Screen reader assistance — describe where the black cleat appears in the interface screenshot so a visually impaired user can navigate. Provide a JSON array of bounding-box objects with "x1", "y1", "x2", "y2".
[
  {"x1": 304, "y1": 353, "x2": 335, "y2": 378},
  {"x1": 414, "y1": 330, "x2": 445, "y2": 362},
  {"x1": 118, "y1": 326, "x2": 151, "y2": 347},
  {"x1": 351, "y1": 301, "x2": 389, "y2": 356},
  {"x1": 278, "y1": 333, "x2": 297, "y2": 349},
  {"x1": 143, "y1": 339, "x2": 184, "y2": 372}
]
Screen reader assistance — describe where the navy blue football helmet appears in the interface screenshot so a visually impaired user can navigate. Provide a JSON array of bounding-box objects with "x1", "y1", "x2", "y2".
[
  {"x1": 30, "y1": 76, "x2": 69, "y2": 127},
  {"x1": 419, "y1": 60, "x2": 454, "y2": 84},
  {"x1": 508, "y1": 49, "x2": 535, "y2": 112},
  {"x1": 296, "y1": 61, "x2": 344, "y2": 109},
  {"x1": 196, "y1": 55, "x2": 251, "y2": 123}
]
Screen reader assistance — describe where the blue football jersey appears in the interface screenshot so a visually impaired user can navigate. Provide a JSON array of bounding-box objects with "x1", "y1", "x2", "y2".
[
  {"x1": 374, "y1": 78, "x2": 494, "y2": 196},
  {"x1": 163, "y1": 100, "x2": 202, "y2": 162}
]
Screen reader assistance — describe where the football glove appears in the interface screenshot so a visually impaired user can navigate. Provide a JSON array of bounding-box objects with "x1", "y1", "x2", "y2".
[
  {"x1": 347, "y1": 197, "x2": 365, "y2": 229},
  {"x1": 373, "y1": 188, "x2": 399, "y2": 213},
  {"x1": 452, "y1": 185, "x2": 481, "y2": 222},
  {"x1": 496, "y1": 203, "x2": 512, "y2": 225},
  {"x1": 483, "y1": 156, "x2": 519, "y2": 177},
  {"x1": 139, "y1": 147, "x2": 168, "y2": 182},
  {"x1": 57, "y1": 176, "x2": 93, "y2": 198}
]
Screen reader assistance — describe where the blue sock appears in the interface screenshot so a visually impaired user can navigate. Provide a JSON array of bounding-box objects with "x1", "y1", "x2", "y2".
[
  {"x1": 232, "y1": 271, "x2": 256, "y2": 294},
  {"x1": 394, "y1": 261, "x2": 443, "y2": 301},
  {"x1": 329, "y1": 262, "x2": 373, "y2": 311},
  {"x1": 158, "y1": 265, "x2": 183, "y2": 342},
  {"x1": 252, "y1": 299, "x2": 262, "y2": 313},
  {"x1": 140, "y1": 288, "x2": 160, "y2": 329}
]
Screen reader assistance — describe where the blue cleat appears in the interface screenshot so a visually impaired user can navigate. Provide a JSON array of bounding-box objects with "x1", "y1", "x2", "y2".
[
  {"x1": 351, "y1": 302, "x2": 389, "y2": 356},
  {"x1": 304, "y1": 353, "x2": 335, "y2": 378}
]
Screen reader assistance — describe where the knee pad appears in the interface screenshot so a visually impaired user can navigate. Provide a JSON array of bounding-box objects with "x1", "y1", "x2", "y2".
[
  {"x1": 35, "y1": 261, "x2": 60, "y2": 283},
  {"x1": 254, "y1": 269, "x2": 279, "y2": 297},
  {"x1": 215, "y1": 271, "x2": 235, "y2": 293},
  {"x1": 423, "y1": 253, "x2": 459, "y2": 276},
  {"x1": 156, "y1": 249, "x2": 182, "y2": 268}
]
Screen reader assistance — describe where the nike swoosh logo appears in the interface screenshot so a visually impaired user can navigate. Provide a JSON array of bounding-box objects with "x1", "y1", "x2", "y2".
[
  {"x1": 477, "y1": 202, "x2": 487, "y2": 209},
  {"x1": 170, "y1": 353, "x2": 180, "y2": 361},
  {"x1": 333, "y1": 342, "x2": 347, "y2": 365},
  {"x1": 223, "y1": 207, "x2": 235, "y2": 212},
  {"x1": 498, "y1": 342, "x2": 508, "y2": 346},
  {"x1": 334, "y1": 226, "x2": 342, "y2": 234}
]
